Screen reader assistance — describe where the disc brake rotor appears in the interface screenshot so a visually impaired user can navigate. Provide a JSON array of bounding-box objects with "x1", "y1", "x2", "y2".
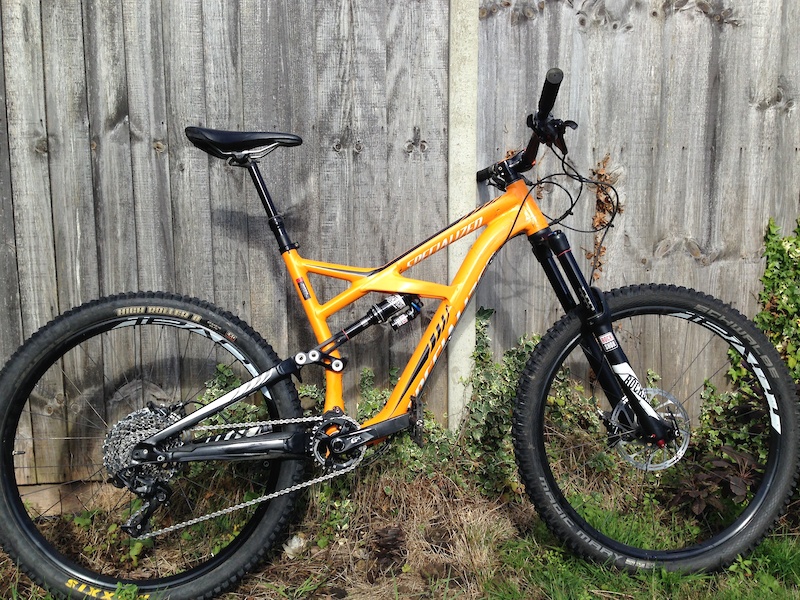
[{"x1": 610, "y1": 388, "x2": 691, "y2": 471}]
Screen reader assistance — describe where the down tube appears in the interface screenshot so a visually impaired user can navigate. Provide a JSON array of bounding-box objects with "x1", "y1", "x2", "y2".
[{"x1": 361, "y1": 213, "x2": 527, "y2": 428}]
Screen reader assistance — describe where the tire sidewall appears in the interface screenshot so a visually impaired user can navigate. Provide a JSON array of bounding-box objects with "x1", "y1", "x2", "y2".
[
  {"x1": 0, "y1": 293, "x2": 304, "y2": 599},
  {"x1": 513, "y1": 285, "x2": 799, "y2": 571}
]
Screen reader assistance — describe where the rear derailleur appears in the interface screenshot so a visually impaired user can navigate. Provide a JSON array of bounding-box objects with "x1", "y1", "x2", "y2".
[{"x1": 114, "y1": 472, "x2": 172, "y2": 537}]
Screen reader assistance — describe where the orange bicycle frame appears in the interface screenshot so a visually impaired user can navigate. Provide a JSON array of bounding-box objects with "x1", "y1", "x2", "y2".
[{"x1": 280, "y1": 179, "x2": 549, "y2": 428}]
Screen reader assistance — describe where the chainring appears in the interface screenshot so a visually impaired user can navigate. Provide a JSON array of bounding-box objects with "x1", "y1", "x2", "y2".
[{"x1": 309, "y1": 409, "x2": 365, "y2": 471}]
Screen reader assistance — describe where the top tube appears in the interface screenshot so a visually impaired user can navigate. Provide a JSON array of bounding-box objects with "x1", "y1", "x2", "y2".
[{"x1": 276, "y1": 179, "x2": 548, "y2": 424}]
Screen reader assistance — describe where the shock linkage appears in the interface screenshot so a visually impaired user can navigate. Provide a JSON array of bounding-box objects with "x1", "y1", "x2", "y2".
[{"x1": 307, "y1": 294, "x2": 423, "y2": 371}]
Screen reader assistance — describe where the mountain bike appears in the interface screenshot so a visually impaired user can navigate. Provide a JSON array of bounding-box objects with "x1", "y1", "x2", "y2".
[{"x1": 0, "y1": 68, "x2": 797, "y2": 600}]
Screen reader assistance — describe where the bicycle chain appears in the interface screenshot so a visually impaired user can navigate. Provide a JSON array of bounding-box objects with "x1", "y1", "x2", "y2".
[
  {"x1": 135, "y1": 415, "x2": 366, "y2": 540},
  {"x1": 192, "y1": 415, "x2": 320, "y2": 431}
]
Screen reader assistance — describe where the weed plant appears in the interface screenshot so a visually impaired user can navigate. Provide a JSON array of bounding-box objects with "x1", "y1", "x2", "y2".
[
  {"x1": 756, "y1": 218, "x2": 800, "y2": 380},
  {"x1": 6, "y1": 222, "x2": 800, "y2": 597}
]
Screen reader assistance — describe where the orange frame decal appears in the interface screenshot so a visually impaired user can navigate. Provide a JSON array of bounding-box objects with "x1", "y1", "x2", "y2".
[{"x1": 281, "y1": 180, "x2": 549, "y2": 427}]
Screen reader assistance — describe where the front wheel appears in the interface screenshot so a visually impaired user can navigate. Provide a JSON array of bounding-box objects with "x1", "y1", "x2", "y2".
[
  {"x1": 513, "y1": 284, "x2": 799, "y2": 571},
  {"x1": 0, "y1": 292, "x2": 305, "y2": 599}
]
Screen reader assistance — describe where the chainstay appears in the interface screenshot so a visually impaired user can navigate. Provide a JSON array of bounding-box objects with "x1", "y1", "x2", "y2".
[{"x1": 137, "y1": 415, "x2": 364, "y2": 540}]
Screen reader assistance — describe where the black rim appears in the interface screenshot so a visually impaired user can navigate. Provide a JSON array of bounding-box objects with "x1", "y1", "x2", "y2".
[
  {"x1": 1, "y1": 300, "x2": 290, "y2": 591},
  {"x1": 535, "y1": 297, "x2": 785, "y2": 562}
]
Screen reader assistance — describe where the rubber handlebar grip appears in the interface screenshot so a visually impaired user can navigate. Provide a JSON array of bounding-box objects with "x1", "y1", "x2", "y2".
[
  {"x1": 537, "y1": 68, "x2": 563, "y2": 119},
  {"x1": 476, "y1": 165, "x2": 494, "y2": 183}
]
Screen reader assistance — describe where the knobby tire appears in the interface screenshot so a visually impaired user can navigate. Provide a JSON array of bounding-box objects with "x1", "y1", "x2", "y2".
[
  {"x1": 513, "y1": 284, "x2": 799, "y2": 572},
  {"x1": 0, "y1": 292, "x2": 304, "y2": 600}
]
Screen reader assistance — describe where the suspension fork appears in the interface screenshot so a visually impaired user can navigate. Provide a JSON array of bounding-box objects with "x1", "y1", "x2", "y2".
[{"x1": 529, "y1": 228, "x2": 672, "y2": 445}]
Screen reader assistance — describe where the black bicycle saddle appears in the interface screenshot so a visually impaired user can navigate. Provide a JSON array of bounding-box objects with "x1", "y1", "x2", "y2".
[{"x1": 185, "y1": 126, "x2": 302, "y2": 162}]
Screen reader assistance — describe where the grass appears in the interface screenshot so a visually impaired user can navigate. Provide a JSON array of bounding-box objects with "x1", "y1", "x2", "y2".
[
  {"x1": 5, "y1": 438, "x2": 800, "y2": 599},
  {"x1": 4, "y1": 309, "x2": 800, "y2": 598}
]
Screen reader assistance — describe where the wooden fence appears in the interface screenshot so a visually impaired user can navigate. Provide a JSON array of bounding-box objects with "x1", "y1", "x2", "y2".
[
  {"x1": 1, "y1": 0, "x2": 799, "y2": 427},
  {"x1": 477, "y1": 0, "x2": 800, "y2": 353}
]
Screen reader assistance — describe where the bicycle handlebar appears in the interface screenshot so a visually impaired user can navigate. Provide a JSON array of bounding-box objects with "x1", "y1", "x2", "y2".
[
  {"x1": 477, "y1": 67, "x2": 565, "y2": 184},
  {"x1": 537, "y1": 68, "x2": 563, "y2": 121},
  {"x1": 476, "y1": 164, "x2": 494, "y2": 183}
]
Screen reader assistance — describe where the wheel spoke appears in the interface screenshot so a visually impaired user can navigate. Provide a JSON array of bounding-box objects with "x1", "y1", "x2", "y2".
[
  {"x1": 514, "y1": 286, "x2": 797, "y2": 570},
  {"x1": 1, "y1": 294, "x2": 303, "y2": 596}
]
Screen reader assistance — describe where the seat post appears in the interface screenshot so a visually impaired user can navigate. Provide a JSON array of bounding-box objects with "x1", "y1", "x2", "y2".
[{"x1": 247, "y1": 162, "x2": 297, "y2": 253}]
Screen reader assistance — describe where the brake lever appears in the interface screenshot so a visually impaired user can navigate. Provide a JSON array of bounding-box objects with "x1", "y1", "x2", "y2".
[
  {"x1": 553, "y1": 120, "x2": 578, "y2": 154},
  {"x1": 527, "y1": 114, "x2": 578, "y2": 155},
  {"x1": 479, "y1": 114, "x2": 577, "y2": 190}
]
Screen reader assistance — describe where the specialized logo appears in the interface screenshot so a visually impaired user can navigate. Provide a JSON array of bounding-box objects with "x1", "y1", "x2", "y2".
[{"x1": 405, "y1": 216, "x2": 483, "y2": 269}]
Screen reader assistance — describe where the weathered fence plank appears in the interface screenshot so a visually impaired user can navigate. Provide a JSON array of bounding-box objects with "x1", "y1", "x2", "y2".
[
  {"x1": 83, "y1": 1, "x2": 138, "y2": 297},
  {"x1": 0, "y1": 2, "x2": 22, "y2": 363},
  {"x1": 121, "y1": 0, "x2": 176, "y2": 293},
  {"x1": 2, "y1": 0, "x2": 63, "y2": 485},
  {"x1": 2, "y1": 0, "x2": 58, "y2": 336},
  {"x1": 43, "y1": 0, "x2": 98, "y2": 311},
  {"x1": 42, "y1": 0, "x2": 104, "y2": 484},
  {"x1": 476, "y1": 0, "x2": 800, "y2": 355},
  {"x1": 162, "y1": 0, "x2": 215, "y2": 300},
  {"x1": 202, "y1": 0, "x2": 252, "y2": 324}
]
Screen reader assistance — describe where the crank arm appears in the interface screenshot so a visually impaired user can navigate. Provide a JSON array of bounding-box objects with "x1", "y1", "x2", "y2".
[
  {"x1": 328, "y1": 414, "x2": 412, "y2": 455},
  {"x1": 132, "y1": 430, "x2": 310, "y2": 464}
]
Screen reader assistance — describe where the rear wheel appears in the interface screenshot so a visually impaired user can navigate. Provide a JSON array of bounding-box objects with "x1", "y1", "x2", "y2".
[
  {"x1": 0, "y1": 292, "x2": 304, "y2": 599},
  {"x1": 513, "y1": 284, "x2": 799, "y2": 571}
]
